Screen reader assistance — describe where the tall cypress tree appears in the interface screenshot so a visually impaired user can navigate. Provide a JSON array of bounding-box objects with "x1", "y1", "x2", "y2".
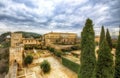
[
  {"x1": 79, "y1": 18, "x2": 96, "y2": 78},
  {"x1": 114, "y1": 31, "x2": 120, "y2": 78},
  {"x1": 106, "y1": 29, "x2": 112, "y2": 49},
  {"x1": 99, "y1": 26, "x2": 105, "y2": 46},
  {"x1": 96, "y1": 38, "x2": 113, "y2": 78}
]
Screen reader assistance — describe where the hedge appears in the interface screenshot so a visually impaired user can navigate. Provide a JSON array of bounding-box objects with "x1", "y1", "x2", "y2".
[{"x1": 62, "y1": 57, "x2": 80, "y2": 73}]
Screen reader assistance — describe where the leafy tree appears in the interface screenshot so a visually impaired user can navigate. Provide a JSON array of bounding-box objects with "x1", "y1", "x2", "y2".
[
  {"x1": 114, "y1": 32, "x2": 120, "y2": 78},
  {"x1": 40, "y1": 60, "x2": 51, "y2": 73},
  {"x1": 24, "y1": 55, "x2": 33, "y2": 66},
  {"x1": 79, "y1": 18, "x2": 96, "y2": 78},
  {"x1": 99, "y1": 26, "x2": 105, "y2": 46},
  {"x1": 0, "y1": 32, "x2": 11, "y2": 43},
  {"x1": 96, "y1": 38, "x2": 113, "y2": 78},
  {"x1": 106, "y1": 29, "x2": 112, "y2": 49}
]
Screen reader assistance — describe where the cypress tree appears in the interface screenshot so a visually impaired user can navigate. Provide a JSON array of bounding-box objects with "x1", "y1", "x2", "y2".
[
  {"x1": 96, "y1": 38, "x2": 113, "y2": 78},
  {"x1": 114, "y1": 32, "x2": 120, "y2": 78},
  {"x1": 106, "y1": 29, "x2": 112, "y2": 49},
  {"x1": 79, "y1": 18, "x2": 96, "y2": 78},
  {"x1": 99, "y1": 26, "x2": 105, "y2": 45}
]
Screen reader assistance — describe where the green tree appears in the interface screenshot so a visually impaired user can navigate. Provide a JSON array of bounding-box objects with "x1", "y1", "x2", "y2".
[
  {"x1": 96, "y1": 38, "x2": 113, "y2": 78},
  {"x1": 79, "y1": 18, "x2": 96, "y2": 78},
  {"x1": 114, "y1": 32, "x2": 120, "y2": 78},
  {"x1": 106, "y1": 29, "x2": 112, "y2": 49},
  {"x1": 40, "y1": 60, "x2": 51, "y2": 74},
  {"x1": 24, "y1": 55, "x2": 33, "y2": 66},
  {"x1": 99, "y1": 26, "x2": 105, "y2": 46}
]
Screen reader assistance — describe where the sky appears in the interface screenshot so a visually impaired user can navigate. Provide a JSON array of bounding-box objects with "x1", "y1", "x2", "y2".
[{"x1": 0, "y1": 0, "x2": 120, "y2": 36}]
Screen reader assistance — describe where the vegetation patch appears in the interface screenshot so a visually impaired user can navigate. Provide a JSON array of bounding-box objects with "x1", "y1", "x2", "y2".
[
  {"x1": 24, "y1": 55, "x2": 33, "y2": 66},
  {"x1": 62, "y1": 57, "x2": 80, "y2": 73},
  {"x1": 40, "y1": 60, "x2": 51, "y2": 74}
]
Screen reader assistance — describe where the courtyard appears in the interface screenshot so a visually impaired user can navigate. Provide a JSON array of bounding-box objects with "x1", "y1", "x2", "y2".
[{"x1": 18, "y1": 52, "x2": 77, "y2": 78}]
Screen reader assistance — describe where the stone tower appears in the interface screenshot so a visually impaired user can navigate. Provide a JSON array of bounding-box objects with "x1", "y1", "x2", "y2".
[
  {"x1": 9, "y1": 33, "x2": 24, "y2": 68},
  {"x1": 11, "y1": 33, "x2": 22, "y2": 47}
]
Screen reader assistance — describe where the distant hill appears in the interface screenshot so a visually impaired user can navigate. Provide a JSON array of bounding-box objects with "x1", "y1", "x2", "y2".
[{"x1": 15, "y1": 31, "x2": 42, "y2": 39}]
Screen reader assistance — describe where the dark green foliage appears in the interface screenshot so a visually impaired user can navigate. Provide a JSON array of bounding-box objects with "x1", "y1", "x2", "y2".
[
  {"x1": 49, "y1": 47, "x2": 55, "y2": 52},
  {"x1": 106, "y1": 29, "x2": 112, "y2": 49},
  {"x1": 24, "y1": 55, "x2": 33, "y2": 65},
  {"x1": 114, "y1": 32, "x2": 120, "y2": 78},
  {"x1": 47, "y1": 47, "x2": 62, "y2": 57},
  {"x1": 99, "y1": 26, "x2": 105, "y2": 46},
  {"x1": 61, "y1": 47, "x2": 72, "y2": 52},
  {"x1": 62, "y1": 57, "x2": 80, "y2": 73},
  {"x1": 0, "y1": 32, "x2": 11, "y2": 44},
  {"x1": 80, "y1": 18, "x2": 96, "y2": 78},
  {"x1": 0, "y1": 32, "x2": 10, "y2": 48},
  {"x1": 54, "y1": 50, "x2": 62, "y2": 57},
  {"x1": 96, "y1": 38, "x2": 113, "y2": 78},
  {"x1": 2, "y1": 41, "x2": 10, "y2": 48},
  {"x1": 40, "y1": 60, "x2": 51, "y2": 73},
  {"x1": 71, "y1": 45, "x2": 81, "y2": 50}
]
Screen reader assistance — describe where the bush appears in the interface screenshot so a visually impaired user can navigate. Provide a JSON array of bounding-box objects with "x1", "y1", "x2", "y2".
[
  {"x1": 61, "y1": 47, "x2": 72, "y2": 52},
  {"x1": 40, "y1": 60, "x2": 51, "y2": 74},
  {"x1": 49, "y1": 48, "x2": 55, "y2": 52},
  {"x1": 47, "y1": 46, "x2": 63, "y2": 57},
  {"x1": 62, "y1": 57, "x2": 80, "y2": 73},
  {"x1": 71, "y1": 45, "x2": 81, "y2": 50},
  {"x1": 24, "y1": 55, "x2": 33, "y2": 66},
  {"x1": 54, "y1": 50, "x2": 62, "y2": 57}
]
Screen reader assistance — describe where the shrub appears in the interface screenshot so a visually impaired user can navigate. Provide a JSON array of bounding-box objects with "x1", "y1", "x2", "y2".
[
  {"x1": 24, "y1": 55, "x2": 33, "y2": 66},
  {"x1": 61, "y1": 47, "x2": 72, "y2": 52},
  {"x1": 40, "y1": 60, "x2": 51, "y2": 74},
  {"x1": 62, "y1": 57, "x2": 80, "y2": 73},
  {"x1": 54, "y1": 50, "x2": 62, "y2": 57},
  {"x1": 71, "y1": 45, "x2": 81, "y2": 50}
]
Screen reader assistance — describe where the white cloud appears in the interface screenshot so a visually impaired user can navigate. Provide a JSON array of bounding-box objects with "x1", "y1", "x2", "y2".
[{"x1": 0, "y1": 0, "x2": 119, "y2": 35}]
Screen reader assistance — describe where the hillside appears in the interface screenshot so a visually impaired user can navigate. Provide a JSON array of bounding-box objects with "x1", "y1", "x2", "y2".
[{"x1": 15, "y1": 31, "x2": 42, "y2": 38}]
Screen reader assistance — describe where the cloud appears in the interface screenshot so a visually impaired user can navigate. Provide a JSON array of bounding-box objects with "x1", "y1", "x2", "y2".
[{"x1": 0, "y1": 0, "x2": 119, "y2": 35}]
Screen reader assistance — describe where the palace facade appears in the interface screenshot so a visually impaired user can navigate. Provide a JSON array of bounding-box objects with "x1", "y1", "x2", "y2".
[{"x1": 44, "y1": 32, "x2": 77, "y2": 45}]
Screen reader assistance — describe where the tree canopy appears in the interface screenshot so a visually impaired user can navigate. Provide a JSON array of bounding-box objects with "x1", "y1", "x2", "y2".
[
  {"x1": 106, "y1": 29, "x2": 112, "y2": 49},
  {"x1": 114, "y1": 32, "x2": 120, "y2": 78},
  {"x1": 79, "y1": 18, "x2": 96, "y2": 78}
]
